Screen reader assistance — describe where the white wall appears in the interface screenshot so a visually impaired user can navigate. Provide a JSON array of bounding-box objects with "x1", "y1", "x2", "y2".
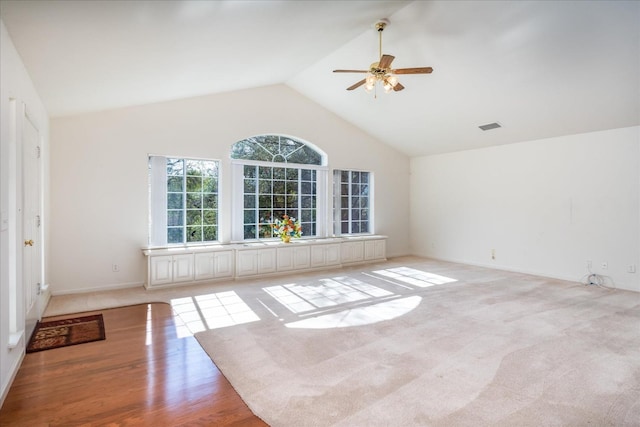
[
  {"x1": 410, "y1": 126, "x2": 640, "y2": 292},
  {"x1": 50, "y1": 84, "x2": 411, "y2": 294},
  {"x1": 0, "y1": 19, "x2": 50, "y2": 405}
]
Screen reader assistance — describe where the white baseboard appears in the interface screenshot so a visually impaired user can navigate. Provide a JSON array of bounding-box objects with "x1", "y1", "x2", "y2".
[
  {"x1": 415, "y1": 254, "x2": 639, "y2": 293},
  {"x1": 51, "y1": 281, "x2": 145, "y2": 296},
  {"x1": 0, "y1": 351, "x2": 24, "y2": 409},
  {"x1": 422, "y1": 254, "x2": 580, "y2": 283}
]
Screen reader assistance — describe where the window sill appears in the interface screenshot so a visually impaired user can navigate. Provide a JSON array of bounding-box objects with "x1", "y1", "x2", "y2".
[{"x1": 142, "y1": 235, "x2": 387, "y2": 255}]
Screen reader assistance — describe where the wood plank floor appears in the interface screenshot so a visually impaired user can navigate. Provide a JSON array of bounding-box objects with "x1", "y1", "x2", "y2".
[{"x1": 0, "y1": 303, "x2": 268, "y2": 426}]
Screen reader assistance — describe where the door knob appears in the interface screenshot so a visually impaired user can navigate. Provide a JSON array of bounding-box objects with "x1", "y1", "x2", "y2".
[{"x1": 24, "y1": 239, "x2": 34, "y2": 246}]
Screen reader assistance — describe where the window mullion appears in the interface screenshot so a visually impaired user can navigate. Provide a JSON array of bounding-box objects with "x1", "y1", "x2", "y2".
[
  {"x1": 297, "y1": 173, "x2": 302, "y2": 222},
  {"x1": 252, "y1": 166, "x2": 256, "y2": 239},
  {"x1": 182, "y1": 172, "x2": 187, "y2": 244},
  {"x1": 344, "y1": 171, "x2": 350, "y2": 235}
]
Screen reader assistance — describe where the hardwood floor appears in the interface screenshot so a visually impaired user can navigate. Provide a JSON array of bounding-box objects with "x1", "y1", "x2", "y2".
[{"x1": 0, "y1": 303, "x2": 268, "y2": 426}]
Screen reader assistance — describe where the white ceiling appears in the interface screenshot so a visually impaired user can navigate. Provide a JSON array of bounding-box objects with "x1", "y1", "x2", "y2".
[{"x1": 1, "y1": 0, "x2": 638, "y2": 156}]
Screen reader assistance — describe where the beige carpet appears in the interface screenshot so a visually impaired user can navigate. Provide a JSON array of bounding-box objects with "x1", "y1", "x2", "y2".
[
  {"x1": 45, "y1": 257, "x2": 640, "y2": 426},
  {"x1": 192, "y1": 259, "x2": 640, "y2": 426}
]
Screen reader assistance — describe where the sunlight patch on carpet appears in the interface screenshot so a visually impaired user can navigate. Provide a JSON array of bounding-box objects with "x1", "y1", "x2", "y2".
[
  {"x1": 264, "y1": 277, "x2": 393, "y2": 314},
  {"x1": 285, "y1": 295, "x2": 421, "y2": 329},
  {"x1": 372, "y1": 267, "x2": 457, "y2": 287}
]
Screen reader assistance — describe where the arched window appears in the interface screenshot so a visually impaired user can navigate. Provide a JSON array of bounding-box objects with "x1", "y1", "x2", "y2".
[
  {"x1": 231, "y1": 135, "x2": 328, "y2": 241},
  {"x1": 231, "y1": 135, "x2": 324, "y2": 165}
]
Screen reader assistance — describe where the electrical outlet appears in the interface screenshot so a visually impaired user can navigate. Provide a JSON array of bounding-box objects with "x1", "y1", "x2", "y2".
[
  {"x1": 586, "y1": 260, "x2": 592, "y2": 269},
  {"x1": 601, "y1": 262, "x2": 608, "y2": 270},
  {"x1": 628, "y1": 264, "x2": 636, "y2": 273},
  {"x1": 112, "y1": 264, "x2": 120, "y2": 272},
  {"x1": 491, "y1": 249, "x2": 496, "y2": 260}
]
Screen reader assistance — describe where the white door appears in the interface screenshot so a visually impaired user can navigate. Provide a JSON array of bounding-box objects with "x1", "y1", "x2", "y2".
[{"x1": 22, "y1": 112, "x2": 42, "y2": 337}]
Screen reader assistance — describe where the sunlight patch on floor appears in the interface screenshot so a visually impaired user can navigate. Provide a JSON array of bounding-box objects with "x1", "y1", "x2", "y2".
[
  {"x1": 196, "y1": 291, "x2": 260, "y2": 329},
  {"x1": 264, "y1": 277, "x2": 393, "y2": 314},
  {"x1": 170, "y1": 291, "x2": 260, "y2": 336},
  {"x1": 285, "y1": 296, "x2": 421, "y2": 329},
  {"x1": 372, "y1": 267, "x2": 457, "y2": 287},
  {"x1": 145, "y1": 303, "x2": 154, "y2": 345}
]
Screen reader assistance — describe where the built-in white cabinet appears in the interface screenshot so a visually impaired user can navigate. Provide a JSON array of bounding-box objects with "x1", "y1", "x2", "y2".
[
  {"x1": 277, "y1": 245, "x2": 311, "y2": 272},
  {"x1": 149, "y1": 254, "x2": 194, "y2": 288},
  {"x1": 341, "y1": 240, "x2": 365, "y2": 264},
  {"x1": 213, "y1": 251, "x2": 234, "y2": 277},
  {"x1": 364, "y1": 239, "x2": 386, "y2": 261},
  {"x1": 145, "y1": 248, "x2": 233, "y2": 289},
  {"x1": 144, "y1": 236, "x2": 386, "y2": 288},
  {"x1": 236, "y1": 248, "x2": 277, "y2": 277},
  {"x1": 310, "y1": 243, "x2": 341, "y2": 267},
  {"x1": 194, "y1": 250, "x2": 234, "y2": 281}
]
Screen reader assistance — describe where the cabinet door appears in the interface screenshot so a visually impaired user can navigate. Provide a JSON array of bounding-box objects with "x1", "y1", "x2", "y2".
[
  {"x1": 214, "y1": 251, "x2": 234, "y2": 278},
  {"x1": 364, "y1": 239, "x2": 385, "y2": 260},
  {"x1": 341, "y1": 241, "x2": 364, "y2": 263},
  {"x1": 236, "y1": 250, "x2": 259, "y2": 277},
  {"x1": 277, "y1": 247, "x2": 295, "y2": 271},
  {"x1": 194, "y1": 252, "x2": 215, "y2": 281},
  {"x1": 325, "y1": 244, "x2": 341, "y2": 266},
  {"x1": 150, "y1": 255, "x2": 173, "y2": 286},
  {"x1": 373, "y1": 240, "x2": 386, "y2": 259},
  {"x1": 173, "y1": 254, "x2": 194, "y2": 283},
  {"x1": 310, "y1": 245, "x2": 326, "y2": 267},
  {"x1": 293, "y1": 246, "x2": 311, "y2": 269},
  {"x1": 259, "y1": 248, "x2": 277, "y2": 274}
]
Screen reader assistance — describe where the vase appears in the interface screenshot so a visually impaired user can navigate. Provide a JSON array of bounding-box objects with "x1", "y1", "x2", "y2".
[{"x1": 282, "y1": 235, "x2": 291, "y2": 243}]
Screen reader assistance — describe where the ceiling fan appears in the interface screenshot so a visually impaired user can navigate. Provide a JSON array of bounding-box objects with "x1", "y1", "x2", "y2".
[{"x1": 333, "y1": 19, "x2": 433, "y2": 94}]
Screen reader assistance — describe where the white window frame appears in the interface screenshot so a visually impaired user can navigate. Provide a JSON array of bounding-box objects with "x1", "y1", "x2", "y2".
[
  {"x1": 229, "y1": 135, "x2": 329, "y2": 242},
  {"x1": 333, "y1": 169, "x2": 374, "y2": 236},
  {"x1": 231, "y1": 159, "x2": 329, "y2": 242},
  {"x1": 149, "y1": 155, "x2": 221, "y2": 247}
]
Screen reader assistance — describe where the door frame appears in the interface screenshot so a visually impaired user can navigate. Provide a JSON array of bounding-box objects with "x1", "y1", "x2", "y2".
[{"x1": 21, "y1": 104, "x2": 46, "y2": 339}]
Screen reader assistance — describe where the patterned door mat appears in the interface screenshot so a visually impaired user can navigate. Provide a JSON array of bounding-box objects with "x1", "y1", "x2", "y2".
[{"x1": 26, "y1": 314, "x2": 106, "y2": 353}]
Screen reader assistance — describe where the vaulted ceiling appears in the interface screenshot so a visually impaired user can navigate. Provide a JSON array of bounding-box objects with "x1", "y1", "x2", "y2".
[{"x1": 1, "y1": 0, "x2": 638, "y2": 156}]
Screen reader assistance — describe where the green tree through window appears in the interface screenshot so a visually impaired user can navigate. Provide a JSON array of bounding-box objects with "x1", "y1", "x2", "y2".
[{"x1": 149, "y1": 156, "x2": 220, "y2": 246}]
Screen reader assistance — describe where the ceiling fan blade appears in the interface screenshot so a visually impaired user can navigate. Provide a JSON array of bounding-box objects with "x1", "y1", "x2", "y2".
[
  {"x1": 333, "y1": 69, "x2": 369, "y2": 73},
  {"x1": 347, "y1": 79, "x2": 366, "y2": 91},
  {"x1": 393, "y1": 82, "x2": 405, "y2": 91},
  {"x1": 378, "y1": 54, "x2": 395, "y2": 69},
  {"x1": 391, "y1": 67, "x2": 433, "y2": 75}
]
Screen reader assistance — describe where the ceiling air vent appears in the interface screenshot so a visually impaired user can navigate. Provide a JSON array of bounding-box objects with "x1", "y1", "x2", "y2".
[{"x1": 479, "y1": 122, "x2": 502, "y2": 131}]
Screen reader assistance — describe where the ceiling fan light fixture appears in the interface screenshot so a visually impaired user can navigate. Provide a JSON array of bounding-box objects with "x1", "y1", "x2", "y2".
[{"x1": 333, "y1": 19, "x2": 432, "y2": 95}]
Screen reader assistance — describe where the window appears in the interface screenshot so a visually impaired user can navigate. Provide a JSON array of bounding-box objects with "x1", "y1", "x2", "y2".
[
  {"x1": 333, "y1": 170, "x2": 371, "y2": 235},
  {"x1": 231, "y1": 135, "x2": 322, "y2": 165},
  {"x1": 231, "y1": 135, "x2": 327, "y2": 241},
  {"x1": 242, "y1": 165, "x2": 316, "y2": 239},
  {"x1": 149, "y1": 156, "x2": 219, "y2": 246}
]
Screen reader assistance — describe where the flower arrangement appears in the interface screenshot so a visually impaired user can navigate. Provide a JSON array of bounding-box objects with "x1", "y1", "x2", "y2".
[{"x1": 272, "y1": 214, "x2": 302, "y2": 243}]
